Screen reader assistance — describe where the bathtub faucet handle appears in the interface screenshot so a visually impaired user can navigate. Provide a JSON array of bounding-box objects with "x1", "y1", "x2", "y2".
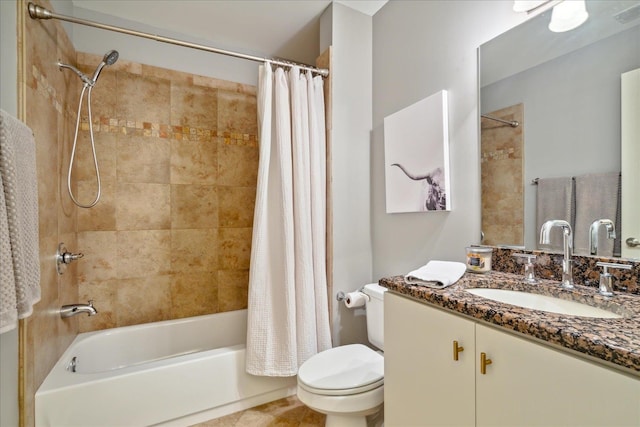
[
  {"x1": 62, "y1": 251, "x2": 84, "y2": 263},
  {"x1": 56, "y1": 242, "x2": 84, "y2": 275}
]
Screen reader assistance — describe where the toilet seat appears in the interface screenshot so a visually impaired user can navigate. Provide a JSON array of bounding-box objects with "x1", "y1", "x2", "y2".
[{"x1": 297, "y1": 344, "x2": 384, "y2": 396}]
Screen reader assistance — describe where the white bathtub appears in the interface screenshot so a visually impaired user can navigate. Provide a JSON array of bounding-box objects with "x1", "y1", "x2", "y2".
[{"x1": 35, "y1": 310, "x2": 296, "y2": 426}]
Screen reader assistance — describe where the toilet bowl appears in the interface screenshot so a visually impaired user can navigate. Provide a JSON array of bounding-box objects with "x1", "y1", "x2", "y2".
[{"x1": 297, "y1": 284, "x2": 387, "y2": 427}]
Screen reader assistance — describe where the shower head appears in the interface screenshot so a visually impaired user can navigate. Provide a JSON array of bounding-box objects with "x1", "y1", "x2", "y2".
[
  {"x1": 103, "y1": 50, "x2": 119, "y2": 65},
  {"x1": 58, "y1": 50, "x2": 119, "y2": 87},
  {"x1": 90, "y1": 50, "x2": 119, "y2": 83}
]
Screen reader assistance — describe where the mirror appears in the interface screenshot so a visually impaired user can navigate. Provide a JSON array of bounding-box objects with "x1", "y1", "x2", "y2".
[{"x1": 480, "y1": 0, "x2": 640, "y2": 259}]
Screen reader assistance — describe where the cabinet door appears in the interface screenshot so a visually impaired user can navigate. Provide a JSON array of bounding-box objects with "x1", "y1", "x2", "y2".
[
  {"x1": 385, "y1": 293, "x2": 476, "y2": 426},
  {"x1": 476, "y1": 324, "x2": 640, "y2": 427}
]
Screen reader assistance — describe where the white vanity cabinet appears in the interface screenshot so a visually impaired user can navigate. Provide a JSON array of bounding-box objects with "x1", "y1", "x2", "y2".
[
  {"x1": 384, "y1": 292, "x2": 640, "y2": 427},
  {"x1": 385, "y1": 291, "x2": 476, "y2": 426}
]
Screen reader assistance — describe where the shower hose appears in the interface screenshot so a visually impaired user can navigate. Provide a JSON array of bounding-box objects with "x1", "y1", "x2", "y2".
[{"x1": 68, "y1": 83, "x2": 101, "y2": 208}]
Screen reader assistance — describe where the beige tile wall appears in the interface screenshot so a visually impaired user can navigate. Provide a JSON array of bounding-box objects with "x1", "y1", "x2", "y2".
[
  {"x1": 480, "y1": 103, "x2": 524, "y2": 246},
  {"x1": 74, "y1": 53, "x2": 258, "y2": 332}
]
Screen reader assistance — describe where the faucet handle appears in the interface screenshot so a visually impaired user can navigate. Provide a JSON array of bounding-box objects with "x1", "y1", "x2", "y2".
[
  {"x1": 513, "y1": 253, "x2": 538, "y2": 284},
  {"x1": 596, "y1": 261, "x2": 633, "y2": 271},
  {"x1": 56, "y1": 242, "x2": 84, "y2": 275},
  {"x1": 596, "y1": 262, "x2": 632, "y2": 296},
  {"x1": 513, "y1": 253, "x2": 536, "y2": 261}
]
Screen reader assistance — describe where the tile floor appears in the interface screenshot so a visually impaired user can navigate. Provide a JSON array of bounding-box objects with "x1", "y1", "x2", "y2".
[{"x1": 190, "y1": 396, "x2": 325, "y2": 427}]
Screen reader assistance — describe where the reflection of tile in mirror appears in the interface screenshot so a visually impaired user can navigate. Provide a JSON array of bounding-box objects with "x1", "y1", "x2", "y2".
[{"x1": 481, "y1": 103, "x2": 524, "y2": 246}]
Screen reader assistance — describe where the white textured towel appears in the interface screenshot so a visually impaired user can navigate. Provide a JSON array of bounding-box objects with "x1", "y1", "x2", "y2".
[
  {"x1": 0, "y1": 110, "x2": 41, "y2": 334},
  {"x1": 404, "y1": 260, "x2": 467, "y2": 289}
]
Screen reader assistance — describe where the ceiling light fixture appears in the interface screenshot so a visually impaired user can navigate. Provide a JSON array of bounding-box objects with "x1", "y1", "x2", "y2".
[
  {"x1": 548, "y1": 0, "x2": 589, "y2": 32},
  {"x1": 513, "y1": 0, "x2": 589, "y2": 32}
]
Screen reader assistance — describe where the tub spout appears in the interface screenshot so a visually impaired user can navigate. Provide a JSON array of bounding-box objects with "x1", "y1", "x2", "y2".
[{"x1": 61, "y1": 300, "x2": 97, "y2": 318}]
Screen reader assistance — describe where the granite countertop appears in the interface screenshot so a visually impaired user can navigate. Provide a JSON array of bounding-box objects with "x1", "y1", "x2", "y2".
[{"x1": 380, "y1": 271, "x2": 640, "y2": 375}]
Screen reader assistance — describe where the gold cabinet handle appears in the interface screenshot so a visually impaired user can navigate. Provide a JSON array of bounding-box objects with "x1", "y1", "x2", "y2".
[
  {"x1": 480, "y1": 352, "x2": 492, "y2": 374},
  {"x1": 453, "y1": 340, "x2": 464, "y2": 361}
]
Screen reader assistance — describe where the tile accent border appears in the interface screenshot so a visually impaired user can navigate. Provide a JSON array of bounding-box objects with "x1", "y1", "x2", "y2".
[
  {"x1": 79, "y1": 116, "x2": 257, "y2": 147},
  {"x1": 32, "y1": 65, "x2": 258, "y2": 147}
]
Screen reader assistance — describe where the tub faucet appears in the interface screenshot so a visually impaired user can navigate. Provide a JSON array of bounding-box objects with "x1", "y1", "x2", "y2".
[
  {"x1": 589, "y1": 219, "x2": 616, "y2": 255},
  {"x1": 540, "y1": 220, "x2": 574, "y2": 289},
  {"x1": 60, "y1": 300, "x2": 97, "y2": 318}
]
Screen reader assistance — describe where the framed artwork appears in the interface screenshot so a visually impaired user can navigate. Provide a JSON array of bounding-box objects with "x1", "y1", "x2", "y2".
[{"x1": 383, "y1": 90, "x2": 451, "y2": 213}]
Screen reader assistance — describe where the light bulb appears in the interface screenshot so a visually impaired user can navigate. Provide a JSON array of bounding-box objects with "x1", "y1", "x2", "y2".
[{"x1": 549, "y1": 0, "x2": 589, "y2": 32}]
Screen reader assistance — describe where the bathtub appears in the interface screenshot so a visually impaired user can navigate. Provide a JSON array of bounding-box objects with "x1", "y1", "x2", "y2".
[{"x1": 35, "y1": 310, "x2": 296, "y2": 426}]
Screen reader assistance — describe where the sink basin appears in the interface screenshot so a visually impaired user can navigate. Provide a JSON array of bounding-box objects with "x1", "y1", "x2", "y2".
[{"x1": 466, "y1": 288, "x2": 623, "y2": 318}]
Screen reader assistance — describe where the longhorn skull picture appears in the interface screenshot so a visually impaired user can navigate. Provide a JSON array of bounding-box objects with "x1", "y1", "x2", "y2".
[
  {"x1": 391, "y1": 163, "x2": 447, "y2": 211},
  {"x1": 383, "y1": 90, "x2": 450, "y2": 213}
]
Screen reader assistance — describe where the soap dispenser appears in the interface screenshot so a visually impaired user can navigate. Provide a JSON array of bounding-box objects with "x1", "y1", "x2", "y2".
[
  {"x1": 596, "y1": 261, "x2": 632, "y2": 296},
  {"x1": 513, "y1": 253, "x2": 537, "y2": 284}
]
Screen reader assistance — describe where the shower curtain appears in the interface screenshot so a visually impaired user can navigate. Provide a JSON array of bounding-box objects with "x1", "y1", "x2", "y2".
[{"x1": 246, "y1": 64, "x2": 332, "y2": 377}]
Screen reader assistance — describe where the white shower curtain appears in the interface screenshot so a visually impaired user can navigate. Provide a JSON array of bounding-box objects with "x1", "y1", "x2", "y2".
[{"x1": 246, "y1": 64, "x2": 332, "y2": 377}]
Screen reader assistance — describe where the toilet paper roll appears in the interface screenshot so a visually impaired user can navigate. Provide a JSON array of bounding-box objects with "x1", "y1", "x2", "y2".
[{"x1": 344, "y1": 291, "x2": 368, "y2": 308}]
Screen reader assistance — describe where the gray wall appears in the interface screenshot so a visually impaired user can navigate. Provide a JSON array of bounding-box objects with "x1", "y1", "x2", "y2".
[
  {"x1": 371, "y1": 1, "x2": 528, "y2": 279},
  {"x1": 482, "y1": 26, "x2": 640, "y2": 249},
  {"x1": 71, "y1": 4, "x2": 259, "y2": 85},
  {"x1": 1, "y1": 1, "x2": 20, "y2": 425},
  {"x1": 321, "y1": 3, "x2": 374, "y2": 346}
]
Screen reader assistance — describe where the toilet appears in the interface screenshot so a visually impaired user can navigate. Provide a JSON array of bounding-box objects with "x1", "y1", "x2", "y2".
[{"x1": 297, "y1": 283, "x2": 387, "y2": 427}]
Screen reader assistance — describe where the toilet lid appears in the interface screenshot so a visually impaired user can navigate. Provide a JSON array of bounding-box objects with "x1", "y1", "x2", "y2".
[{"x1": 298, "y1": 344, "x2": 384, "y2": 393}]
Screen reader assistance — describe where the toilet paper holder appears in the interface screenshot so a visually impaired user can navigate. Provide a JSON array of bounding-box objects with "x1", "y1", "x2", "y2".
[{"x1": 336, "y1": 287, "x2": 370, "y2": 302}]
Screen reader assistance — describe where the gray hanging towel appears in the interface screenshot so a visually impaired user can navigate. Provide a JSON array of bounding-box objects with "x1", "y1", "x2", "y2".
[
  {"x1": 574, "y1": 172, "x2": 620, "y2": 257},
  {"x1": 536, "y1": 177, "x2": 574, "y2": 252}
]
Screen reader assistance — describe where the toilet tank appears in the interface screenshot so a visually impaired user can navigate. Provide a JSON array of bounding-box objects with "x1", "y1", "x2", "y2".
[{"x1": 363, "y1": 283, "x2": 387, "y2": 350}]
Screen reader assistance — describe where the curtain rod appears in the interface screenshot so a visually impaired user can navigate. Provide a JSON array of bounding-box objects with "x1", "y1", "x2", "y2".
[
  {"x1": 27, "y1": 2, "x2": 330, "y2": 77},
  {"x1": 481, "y1": 114, "x2": 519, "y2": 127}
]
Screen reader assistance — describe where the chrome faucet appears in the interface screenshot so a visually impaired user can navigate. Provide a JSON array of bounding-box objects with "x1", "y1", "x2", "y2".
[
  {"x1": 60, "y1": 300, "x2": 97, "y2": 318},
  {"x1": 540, "y1": 220, "x2": 574, "y2": 289},
  {"x1": 589, "y1": 219, "x2": 616, "y2": 255}
]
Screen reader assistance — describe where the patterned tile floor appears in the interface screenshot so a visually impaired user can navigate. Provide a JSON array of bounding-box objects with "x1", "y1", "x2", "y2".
[{"x1": 190, "y1": 396, "x2": 325, "y2": 427}]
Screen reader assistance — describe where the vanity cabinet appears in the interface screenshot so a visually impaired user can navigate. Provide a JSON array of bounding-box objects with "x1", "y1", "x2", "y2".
[{"x1": 384, "y1": 292, "x2": 640, "y2": 427}]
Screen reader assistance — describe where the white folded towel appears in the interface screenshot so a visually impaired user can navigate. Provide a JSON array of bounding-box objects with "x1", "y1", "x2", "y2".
[{"x1": 404, "y1": 260, "x2": 467, "y2": 289}]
